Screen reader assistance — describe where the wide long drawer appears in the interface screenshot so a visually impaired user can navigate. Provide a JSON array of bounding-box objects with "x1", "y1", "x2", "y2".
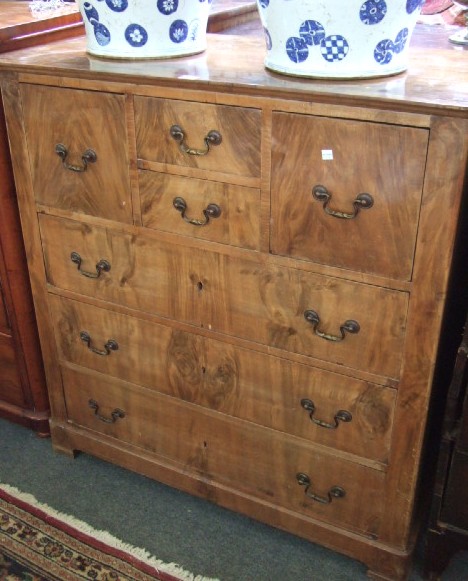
[
  {"x1": 50, "y1": 295, "x2": 396, "y2": 464},
  {"x1": 62, "y1": 366, "x2": 387, "y2": 539},
  {"x1": 40, "y1": 214, "x2": 408, "y2": 379}
]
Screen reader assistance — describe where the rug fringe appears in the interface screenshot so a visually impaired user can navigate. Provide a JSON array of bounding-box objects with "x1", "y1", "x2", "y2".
[{"x1": 0, "y1": 482, "x2": 219, "y2": 581}]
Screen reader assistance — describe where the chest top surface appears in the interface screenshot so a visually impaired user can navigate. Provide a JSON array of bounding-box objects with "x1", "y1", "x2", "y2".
[{"x1": 0, "y1": 25, "x2": 467, "y2": 116}]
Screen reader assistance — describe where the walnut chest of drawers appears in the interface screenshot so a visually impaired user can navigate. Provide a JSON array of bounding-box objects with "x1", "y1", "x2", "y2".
[{"x1": 1, "y1": 30, "x2": 467, "y2": 580}]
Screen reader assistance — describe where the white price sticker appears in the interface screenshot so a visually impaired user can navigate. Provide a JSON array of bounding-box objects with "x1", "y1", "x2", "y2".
[{"x1": 321, "y1": 149, "x2": 333, "y2": 161}]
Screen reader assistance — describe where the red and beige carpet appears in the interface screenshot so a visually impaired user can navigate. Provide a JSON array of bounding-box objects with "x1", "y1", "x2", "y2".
[{"x1": 0, "y1": 484, "x2": 215, "y2": 581}]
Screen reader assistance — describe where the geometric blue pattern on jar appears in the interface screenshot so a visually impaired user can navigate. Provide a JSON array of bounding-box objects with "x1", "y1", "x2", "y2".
[
  {"x1": 94, "y1": 21, "x2": 111, "y2": 46},
  {"x1": 125, "y1": 23, "x2": 148, "y2": 46},
  {"x1": 105, "y1": 0, "x2": 128, "y2": 12},
  {"x1": 158, "y1": 0, "x2": 179, "y2": 15},
  {"x1": 406, "y1": 0, "x2": 424, "y2": 14},
  {"x1": 320, "y1": 35, "x2": 349, "y2": 62},
  {"x1": 299, "y1": 20, "x2": 326, "y2": 46},
  {"x1": 259, "y1": 0, "x2": 269, "y2": 7},
  {"x1": 374, "y1": 38, "x2": 395, "y2": 64},
  {"x1": 359, "y1": 0, "x2": 387, "y2": 25},
  {"x1": 169, "y1": 19, "x2": 189, "y2": 43},
  {"x1": 374, "y1": 24, "x2": 410, "y2": 65},
  {"x1": 286, "y1": 37, "x2": 309, "y2": 63},
  {"x1": 394, "y1": 28, "x2": 408, "y2": 53},
  {"x1": 263, "y1": 26, "x2": 272, "y2": 50}
]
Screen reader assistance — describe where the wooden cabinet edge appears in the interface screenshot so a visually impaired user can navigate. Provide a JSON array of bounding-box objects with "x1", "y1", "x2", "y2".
[{"x1": 1, "y1": 79, "x2": 64, "y2": 421}]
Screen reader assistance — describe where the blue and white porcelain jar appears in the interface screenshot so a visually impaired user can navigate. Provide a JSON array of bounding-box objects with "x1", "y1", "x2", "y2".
[
  {"x1": 78, "y1": 0, "x2": 212, "y2": 59},
  {"x1": 255, "y1": 0, "x2": 425, "y2": 78}
]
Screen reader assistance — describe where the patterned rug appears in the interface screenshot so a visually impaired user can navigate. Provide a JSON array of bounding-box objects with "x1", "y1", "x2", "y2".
[{"x1": 0, "y1": 484, "x2": 214, "y2": 581}]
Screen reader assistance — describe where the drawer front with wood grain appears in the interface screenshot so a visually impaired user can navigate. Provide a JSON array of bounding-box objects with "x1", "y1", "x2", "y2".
[
  {"x1": 134, "y1": 97, "x2": 261, "y2": 180},
  {"x1": 50, "y1": 295, "x2": 396, "y2": 464},
  {"x1": 63, "y1": 365, "x2": 387, "y2": 538},
  {"x1": 20, "y1": 84, "x2": 133, "y2": 223},
  {"x1": 139, "y1": 170, "x2": 261, "y2": 250},
  {"x1": 40, "y1": 214, "x2": 408, "y2": 378},
  {"x1": 271, "y1": 113, "x2": 428, "y2": 280}
]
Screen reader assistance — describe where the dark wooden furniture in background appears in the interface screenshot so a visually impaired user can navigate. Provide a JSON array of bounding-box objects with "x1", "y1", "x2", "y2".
[
  {"x1": 0, "y1": 1, "x2": 83, "y2": 54},
  {"x1": 0, "y1": 92, "x2": 49, "y2": 435},
  {"x1": 0, "y1": 1, "x2": 85, "y2": 435},
  {"x1": 424, "y1": 312, "x2": 468, "y2": 579}
]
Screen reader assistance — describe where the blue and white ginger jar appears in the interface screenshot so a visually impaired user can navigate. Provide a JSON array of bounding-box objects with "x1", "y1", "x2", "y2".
[
  {"x1": 255, "y1": 0, "x2": 425, "y2": 78},
  {"x1": 79, "y1": 0, "x2": 212, "y2": 59}
]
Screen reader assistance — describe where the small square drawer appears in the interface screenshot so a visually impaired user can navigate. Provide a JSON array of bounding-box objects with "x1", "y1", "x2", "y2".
[
  {"x1": 271, "y1": 113, "x2": 429, "y2": 281},
  {"x1": 134, "y1": 97, "x2": 261, "y2": 179},
  {"x1": 50, "y1": 295, "x2": 396, "y2": 464},
  {"x1": 139, "y1": 170, "x2": 260, "y2": 250},
  {"x1": 20, "y1": 84, "x2": 132, "y2": 223},
  {"x1": 63, "y1": 366, "x2": 387, "y2": 539}
]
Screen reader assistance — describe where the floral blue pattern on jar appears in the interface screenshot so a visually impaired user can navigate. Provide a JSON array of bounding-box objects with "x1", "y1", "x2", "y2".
[
  {"x1": 79, "y1": 0, "x2": 210, "y2": 57},
  {"x1": 169, "y1": 19, "x2": 189, "y2": 43},
  {"x1": 125, "y1": 24, "x2": 148, "y2": 46},
  {"x1": 105, "y1": 0, "x2": 128, "y2": 13},
  {"x1": 158, "y1": 0, "x2": 179, "y2": 15}
]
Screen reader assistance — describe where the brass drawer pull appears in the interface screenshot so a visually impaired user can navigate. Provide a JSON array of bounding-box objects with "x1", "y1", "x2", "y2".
[
  {"x1": 300, "y1": 398, "x2": 352, "y2": 429},
  {"x1": 55, "y1": 143, "x2": 97, "y2": 172},
  {"x1": 80, "y1": 331, "x2": 118, "y2": 356},
  {"x1": 312, "y1": 185, "x2": 373, "y2": 219},
  {"x1": 304, "y1": 310, "x2": 360, "y2": 342},
  {"x1": 296, "y1": 473, "x2": 345, "y2": 505},
  {"x1": 88, "y1": 399, "x2": 125, "y2": 424},
  {"x1": 173, "y1": 196, "x2": 222, "y2": 226},
  {"x1": 70, "y1": 252, "x2": 111, "y2": 279},
  {"x1": 169, "y1": 124, "x2": 222, "y2": 156}
]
